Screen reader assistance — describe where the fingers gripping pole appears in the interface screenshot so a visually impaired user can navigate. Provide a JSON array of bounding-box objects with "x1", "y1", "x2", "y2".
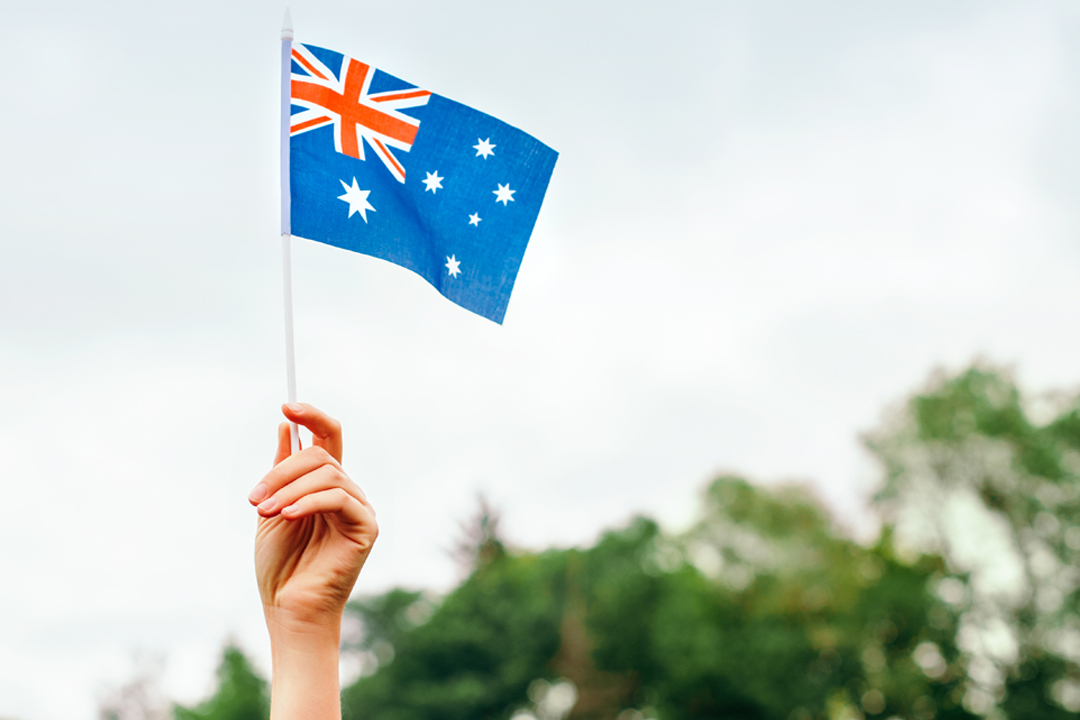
[{"x1": 281, "y1": 9, "x2": 299, "y2": 455}]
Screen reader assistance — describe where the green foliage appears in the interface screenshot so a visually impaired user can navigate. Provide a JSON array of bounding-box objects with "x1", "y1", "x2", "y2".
[
  {"x1": 172, "y1": 644, "x2": 268, "y2": 720},
  {"x1": 342, "y1": 549, "x2": 569, "y2": 720},
  {"x1": 347, "y1": 588, "x2": 428, "y2": 653},
  {"x1": 867, "y1": 363, "x2": 1080, "y2": 718},
  {"x1": 169, "y1": 362, "x2": 1080, "y2": 720},
  {"x1": 341, "y1": 479, "x2": 978, "y2": 720},
  {"x1": 578, "y1": 479, "x2": 974, "y2": 720}
]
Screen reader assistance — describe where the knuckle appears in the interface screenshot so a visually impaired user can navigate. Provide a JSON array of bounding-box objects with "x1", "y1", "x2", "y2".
[
  {"x1": 262, "y1": 467, "x2": 284, "y2": 490},
  {"x1": 310, "y1": 445, "x2": 334, "y2": 465}
]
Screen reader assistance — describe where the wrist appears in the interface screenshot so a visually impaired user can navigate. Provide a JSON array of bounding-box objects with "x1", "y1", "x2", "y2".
[
  {"x1": 264, "y1": 605, "x2": 342, "y2": 720},
  {"x1": 264, "y1": 603, "x2": 342, "y2": 650}
]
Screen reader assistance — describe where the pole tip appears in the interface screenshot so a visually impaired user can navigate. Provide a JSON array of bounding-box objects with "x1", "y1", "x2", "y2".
[{"x1": 281, "y1": 8, "x2": 294, "y2": 40}]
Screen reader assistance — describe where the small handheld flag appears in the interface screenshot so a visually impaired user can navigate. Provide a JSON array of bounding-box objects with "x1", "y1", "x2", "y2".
[{"x1": 284, "y1": 40, "x2": 558, "y2": 324}]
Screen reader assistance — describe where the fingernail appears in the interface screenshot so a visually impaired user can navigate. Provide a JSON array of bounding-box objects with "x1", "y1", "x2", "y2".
[
  {"x1": 285, "y1": 403, "x2": 303, "y2": 414},
  {"x1": 258, "y1": 496, "x2": 277, "y2": 513},
  {"x1": 282, "y1": 504, "x2": 299, "y2": 515},
  {"x1": 248, "y1": 484, "x2": 269, "y2": 504}
]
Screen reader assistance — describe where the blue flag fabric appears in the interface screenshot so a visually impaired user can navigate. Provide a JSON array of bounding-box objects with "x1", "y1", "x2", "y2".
[{"x1": 288, "y1": 42, "x2": 558, "y2": 323}]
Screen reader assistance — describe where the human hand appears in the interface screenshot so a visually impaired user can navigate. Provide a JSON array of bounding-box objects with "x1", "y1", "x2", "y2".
[{"x1": 250, "y1": 403, "x2": 377, "y2": 630}]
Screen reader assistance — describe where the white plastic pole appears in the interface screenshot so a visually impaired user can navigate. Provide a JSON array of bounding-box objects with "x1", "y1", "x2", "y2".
[{"x1": 281, "y1": 8, "x2": 299, "y2": 455}]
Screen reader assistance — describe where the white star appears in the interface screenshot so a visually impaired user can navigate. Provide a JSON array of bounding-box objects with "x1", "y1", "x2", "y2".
[
  {"x1": 422, "y1": 171, "x2": 443, "y2": 193},
  {"x1": 468, "y1": 213, "x2": 482, "y2": 226},
  {"x1": 493, "y1": 183, "x2": 516, "y2": 206},
  {"x1": 338, "y1": 178, "x2": 375, "y2": 222},
  {"x1": 473, "y1": 138, "x2": 496, "y2": 159},
  {"x1": 446, "y1": 255, "x2": 461, "y2": 277}
]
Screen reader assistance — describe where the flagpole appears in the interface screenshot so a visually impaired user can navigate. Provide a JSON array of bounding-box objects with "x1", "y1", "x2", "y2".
[{"x1": 281, "y1": 8, "x2": 299, "y2": 455}]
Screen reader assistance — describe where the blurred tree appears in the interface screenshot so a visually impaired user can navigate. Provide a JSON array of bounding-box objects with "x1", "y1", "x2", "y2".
[
  {"x1": 341, "y1": 504, "x2": 568, "y2": 720},
  {"x1": 341, "y1": 478, "x2": 974, "y2": 720},
  {"x1": 866, "y1": 364, "x2": 1080, "y2": 716},
  {"x1": 166, "y1": 362, "x2": 1079, "y2": 720},
  {"x1": 98, "y1": 653, "x2": 169, "y2": 720},
  {"x1": 580, "y1": 479, "x2": 974, "y2": 720},
  {"x1": 172, "y1": 643, "x2": 268, "y2": 720},
  {"x1": 450, "y1": 495, "x2": 508, "y2": 572}
]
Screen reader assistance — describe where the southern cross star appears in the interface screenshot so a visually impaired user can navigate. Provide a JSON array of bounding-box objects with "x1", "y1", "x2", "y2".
[
  {"x1": 446, "y1": 255, "x2": 461, "y2": 277},
  {"x1": 473, "y1": 138, "x2": 496, "y2": 159},
  {"x1": 422, "y1": 171, "x2": 443, "y2": 193},
  {"x1": 493, "y1": 183, "x2": 516, "y2": 206},
  {"x1": 468, "y1": 213, "x2": 482, "y2": 226},
  {"x1": 338, "y1": 178, "x2": 375, "y2": 222}
]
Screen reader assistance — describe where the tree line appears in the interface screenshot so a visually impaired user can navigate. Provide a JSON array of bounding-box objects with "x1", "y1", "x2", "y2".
[{"x1": 102, "y1": 363, "x2": 1080, "y2": 720}]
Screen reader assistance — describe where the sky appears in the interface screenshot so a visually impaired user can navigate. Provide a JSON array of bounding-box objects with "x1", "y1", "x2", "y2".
[{"x1": 3, "y1": 1, "x2": 1080, "y2": 718}]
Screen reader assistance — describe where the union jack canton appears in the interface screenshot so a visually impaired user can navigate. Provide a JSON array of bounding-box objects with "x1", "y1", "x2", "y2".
[{"x1": 288, "y1": 42, "x2": 558, "y2": 324}]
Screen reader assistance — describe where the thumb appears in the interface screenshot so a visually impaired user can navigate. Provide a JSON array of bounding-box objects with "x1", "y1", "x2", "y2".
[{"x1": 273, "y1": 421, "x2": 302, "y2": 466}]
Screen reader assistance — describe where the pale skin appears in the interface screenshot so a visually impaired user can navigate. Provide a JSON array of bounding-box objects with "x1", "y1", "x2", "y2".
[{"x1": 249, "y1": 403, "x2": 378, "y2": 720}]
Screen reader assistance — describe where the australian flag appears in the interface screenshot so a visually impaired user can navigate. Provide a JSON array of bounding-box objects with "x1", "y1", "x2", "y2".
[{"x1": 287, "y1": 42, "x2": 558, "y2": 324}]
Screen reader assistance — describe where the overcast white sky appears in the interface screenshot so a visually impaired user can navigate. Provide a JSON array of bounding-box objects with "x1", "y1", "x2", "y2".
[{"x1": 3, "y1": 1, "x2": 1080, "y2": 718}]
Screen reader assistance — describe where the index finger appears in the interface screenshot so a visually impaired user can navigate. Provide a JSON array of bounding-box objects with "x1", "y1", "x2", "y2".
[{"x1": 282, "y1": 403, "x2": 343, "y2": 463}]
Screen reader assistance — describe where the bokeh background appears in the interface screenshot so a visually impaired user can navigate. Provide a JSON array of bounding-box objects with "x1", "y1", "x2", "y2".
[{"x1": 3, "y1": 1, "x2": 1080, "y2": 719}]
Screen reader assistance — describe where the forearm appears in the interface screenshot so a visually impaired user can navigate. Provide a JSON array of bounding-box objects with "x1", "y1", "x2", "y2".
[{"x1": 265, "y1": 606, "x2": 342, "y2": 720}]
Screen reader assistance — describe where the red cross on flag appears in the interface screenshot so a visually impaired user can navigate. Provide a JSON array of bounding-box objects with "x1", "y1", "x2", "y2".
[{"x1": 289, "y1": 44, "x2": 432, "y2": 183}]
